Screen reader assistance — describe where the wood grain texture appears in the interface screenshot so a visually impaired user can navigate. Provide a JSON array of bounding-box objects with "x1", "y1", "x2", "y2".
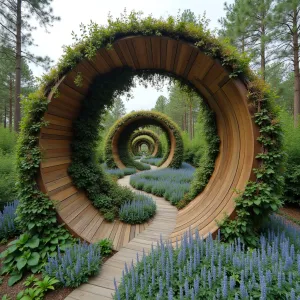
[{"x1": 37, "y1": 35, "x2": 259, "y2": 254}]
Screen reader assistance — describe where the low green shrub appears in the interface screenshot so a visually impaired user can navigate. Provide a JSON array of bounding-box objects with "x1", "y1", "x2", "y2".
[
  {"x1": 44, "y1": 241, "x2": 101, "y2": 288},
  {"x1": 104, "y1": 211, "x2": 115, "y2": 222},
  {"x1": 0, "y1": 127, "x2": 16, "y2": 155},
  {"x1": 98, "y1": 238, "x2": 113, "y2": 256},
  {"x1": 0, "y1": 127, "x2": 17, "y2": 209},
  {"x1": 119, "y1": 194, "x2": 156, "y2": 224},
  {"x1": 1, "y1": 234, "x2": 44, "y2": 286},
  {"x1": 17, "y1": 275, "x2": 59, "y2": 300},
  {"x1": 280, "y1": 111, "x2": 300, "y2": 206}
]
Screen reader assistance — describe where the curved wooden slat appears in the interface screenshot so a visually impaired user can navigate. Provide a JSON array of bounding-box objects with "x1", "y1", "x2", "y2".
[{"x1": 36, "y1": 35, "x2": 259, "y2": 248}]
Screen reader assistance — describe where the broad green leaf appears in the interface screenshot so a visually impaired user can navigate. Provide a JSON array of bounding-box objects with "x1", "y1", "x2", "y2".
[
  {"x1": 28, "y1": 222, "x2": 35, "y2": 230},
  {"x1": 8, "y1": 273, "x2": 23, "y2": 286},
  {"x1": 50, "y1": 238, "x2": 58, "y2": 245},
  {"x1": 30, "y1": 265, "x2": 40, "y2": 274},
  {"x1": 17, "y1": 257, "x2": 27, "y2": 271},
  {"x1": 27, "y1": 252, "x2": 40, "y2": 266},
  {"x1": 26, "y1": 236, "x2": 40, "y2": 249},
  {"x1": 253, "y1": 207, "x2": 260, "y2": 215}
]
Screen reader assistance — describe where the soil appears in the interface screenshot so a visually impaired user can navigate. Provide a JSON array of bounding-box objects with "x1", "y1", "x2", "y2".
[{"x1": 279, "y1": 205, "x2": 300, "y2": 222}]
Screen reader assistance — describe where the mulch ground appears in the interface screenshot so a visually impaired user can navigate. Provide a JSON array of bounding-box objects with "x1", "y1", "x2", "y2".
[{"x1": 279, "y1": 205, "x2": 300, "y2": 222}]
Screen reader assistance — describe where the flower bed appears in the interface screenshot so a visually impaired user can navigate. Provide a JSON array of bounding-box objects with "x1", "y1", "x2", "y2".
[
  {"x1": 119, "y1": 194, "x2": 156, "y2": 224},
  {"x1": 114, "y1": 214, "x2": 300, "y2": 299},
  {"x1": 130, "y1": 163, "x2": 195, "y2": 206}
]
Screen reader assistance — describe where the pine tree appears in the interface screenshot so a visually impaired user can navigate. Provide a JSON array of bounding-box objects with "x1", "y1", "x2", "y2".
[
  {"x1": 272, "y1": 0, "x2": 300, "y2": 126},
  {"x1": 220, "y1": 0, "x2": 276, "y2": 80},
  {"x1": 0, "y1": 0, "x2": 59, "y2": 131}
]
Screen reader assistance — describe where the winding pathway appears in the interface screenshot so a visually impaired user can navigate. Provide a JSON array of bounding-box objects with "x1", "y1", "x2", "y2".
[{"x1": 65, "y1": 167, "x2": 178, "y2": 300}]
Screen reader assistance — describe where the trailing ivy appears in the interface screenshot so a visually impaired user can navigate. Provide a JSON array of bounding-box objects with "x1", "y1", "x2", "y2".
[
  {"x1": 104, "y1": 110, "x2": 184, "y2": 170},
  {"x1": 129, "y1": 129, "x2": 163, "y2": 158},
  {"x1": 1, "y1": 92, "x2": 74, "y2": 285},
  {"x1": 16, "y1": 12, "x2": 283, "y2": 249},
  {"x1": 218, "y1": 83, "x2": 284, "y2": 246}
]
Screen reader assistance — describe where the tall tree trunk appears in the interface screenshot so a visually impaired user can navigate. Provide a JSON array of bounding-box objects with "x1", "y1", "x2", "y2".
[
  {"x1": 184, "y1": 104, "x2": 187, "y2": 132},
  {"x1": 293, "y1": 8, "x2": 300, "y2": 127},
  {"x1": 9, "y1": 75, "x2": 13, "y2": 131},
  {"x1": 261, "y1": 22, "x2": 266, "y2": 81},
  {"x1": 14, "y1": 0, "x2": 22, "y2": 132},
  {"x1": 192, "y1": 115, "x2": 195, "y2": 139},
  {"x1": 241, "y1": 35, "x2": 245, "y2": 53},
  {"x1": 4, "y1": 98, "x2": 7, "y2": 128},
  {"x1": 189, "y1": 102, "x2": 192, "y2": 140}
]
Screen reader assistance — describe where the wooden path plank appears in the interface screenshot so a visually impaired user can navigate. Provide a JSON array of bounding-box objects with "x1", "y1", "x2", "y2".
[{"x1": 65, "y1": 169, "x2": 178, "y2": 300}]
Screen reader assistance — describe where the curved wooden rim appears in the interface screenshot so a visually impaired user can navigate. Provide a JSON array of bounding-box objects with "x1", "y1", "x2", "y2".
[{"x1": 37, "y1": 35, "x2": 260, "y2": 245}]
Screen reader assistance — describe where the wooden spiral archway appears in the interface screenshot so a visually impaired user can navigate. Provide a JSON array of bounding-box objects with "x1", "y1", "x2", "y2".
[{"x1": 38, "y1": 35, "x2": 259, "y2": 246}]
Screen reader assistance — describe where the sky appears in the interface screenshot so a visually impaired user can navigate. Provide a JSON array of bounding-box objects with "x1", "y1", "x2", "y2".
[{"x1": 30, "y1": 0, "x2": 233, "y2": 112}]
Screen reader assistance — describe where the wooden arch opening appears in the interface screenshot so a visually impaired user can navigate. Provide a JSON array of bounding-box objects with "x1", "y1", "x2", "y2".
[
  {"x1": 106, "y1": 111, "x2": 179, "y2": 170},
  {"x1": 131, "y1": 136, "x2": 156, "y2": 156},
  {"x1": 129, "y1": 129, "x2": 162, "y2": 158},
  {"x1": 38, "y1": 35, "x2": 259, "y2": 247}
]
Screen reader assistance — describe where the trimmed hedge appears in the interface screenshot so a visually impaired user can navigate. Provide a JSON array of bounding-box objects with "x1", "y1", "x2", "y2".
[
  {"x1": 104, "y1": 111, "x2": 184, "y2": 170},
  {"x1": 130, "y1": 129, "x2": 163, "y2": 158},
  {"x1": 16, "y1": 12, "x2": 283, "y2": 246}
]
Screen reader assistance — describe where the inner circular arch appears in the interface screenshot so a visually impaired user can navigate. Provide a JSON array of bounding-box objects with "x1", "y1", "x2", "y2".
[
  {"x1": 129, "y1": 129, "x2": 163, "y2": 158},
  {"x1": 131, "y1": 136, "x2": 155, "y2": 156}
]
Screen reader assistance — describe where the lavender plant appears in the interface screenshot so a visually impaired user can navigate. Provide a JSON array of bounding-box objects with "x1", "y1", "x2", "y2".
[
  {"x1": 119, "y1": 194, "x2": 156, "y2": 224},
  {"x1": 102, "y1": 164, "x2": 137, "y2": 179},
  {"x1": 44, "y1": 241, "x2": 101, "y2": 287},
  {"x1": 114, "y1": 215, "x2": 300, "y2": 299},
  {"x1": 140, "y1": 157, "x2": 163, "y2": 166},
  {"x1": 130, "y1": 163, "x2": 195, "y2": 206},
  {"x1": 0, "y1": 200, "x2": 19, "y2": 240}
]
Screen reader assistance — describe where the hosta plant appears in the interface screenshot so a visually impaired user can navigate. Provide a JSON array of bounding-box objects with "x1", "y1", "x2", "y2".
[{"x1": 0, "y1": 233, "x2": 41, "y2": 286}]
